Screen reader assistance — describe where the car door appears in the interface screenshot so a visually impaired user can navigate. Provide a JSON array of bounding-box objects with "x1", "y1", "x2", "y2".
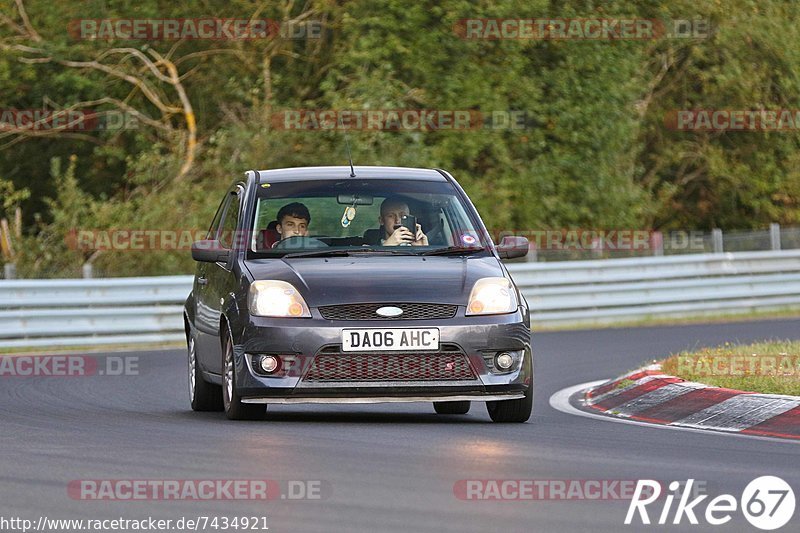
[{"x1": 194, "y1": 186, "x2": 242, "y2": 376}]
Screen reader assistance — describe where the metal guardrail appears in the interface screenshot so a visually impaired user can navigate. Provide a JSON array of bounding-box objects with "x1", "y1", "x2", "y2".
[
  {"x1": 0, "y1": 276, "x2": 192, "y2": 348},
  {"x1": 507, "y1": 249, "x2": 800, "y2": 326},
  {"x1": 515, "y1": 222, "x2": 800, "y2": 262},
  {"x1": 1, "y1": 250, "x2": 799, "y2": 348}
]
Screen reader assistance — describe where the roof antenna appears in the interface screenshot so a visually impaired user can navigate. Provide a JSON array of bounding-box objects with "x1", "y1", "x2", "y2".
[{"x1": 339, "y1": 114, "x2": 356, "y2": 177}]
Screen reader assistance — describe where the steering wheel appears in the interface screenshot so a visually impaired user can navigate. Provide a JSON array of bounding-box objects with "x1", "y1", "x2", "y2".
[{"x1": 272, "y1": 236, "x2": 329, "y2": 250}]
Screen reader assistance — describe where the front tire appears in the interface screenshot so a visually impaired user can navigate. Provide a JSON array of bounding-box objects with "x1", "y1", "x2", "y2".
[
  {"x1": 222, "y1": 329, "x2": 267, "y2": 420},
  {"x1": 188, "y1": 333, "x2": 223, "y2": 412},
  {"x1": 486, "y1": 354, "x2": 533, "y2": 423},
  {"x1": 433, "y1": 401, "x2": 471, "y2": 415}
]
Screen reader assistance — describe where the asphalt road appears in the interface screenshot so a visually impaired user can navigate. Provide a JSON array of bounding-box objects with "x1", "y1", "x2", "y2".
[{"x1": 2, "y1": 318, "x2": 799, "y2": 533}]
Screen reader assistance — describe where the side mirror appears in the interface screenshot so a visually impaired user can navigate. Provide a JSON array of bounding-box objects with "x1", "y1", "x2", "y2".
[
  {"x1": 191, "y1": 239, "x2": 231, "y2": 263},
  {"x1": 496, "y1": 236, "x2": 529, "y2": 259}
]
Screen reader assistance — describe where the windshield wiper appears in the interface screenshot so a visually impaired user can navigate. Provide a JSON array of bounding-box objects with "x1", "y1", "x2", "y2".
[
  {"x1": 421, "y1": 246, "x2": 487, "y2": 256},
  {"x1": 283, "y1": 247, "x2": 418, "y2": 258},
  {"x1": 348, "y1": 248, "x2": 419, "y2": 255},
  {"x1": 282, "y1": 249, "x2": 353, "y2": 258}
]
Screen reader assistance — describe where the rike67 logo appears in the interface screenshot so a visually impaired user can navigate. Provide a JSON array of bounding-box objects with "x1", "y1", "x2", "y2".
[{"x1": 626, "y1": 477, "x2": 795, "y2": 530}]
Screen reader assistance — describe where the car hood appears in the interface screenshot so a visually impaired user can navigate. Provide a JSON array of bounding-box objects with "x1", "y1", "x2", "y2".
[{"x1": 243, "y1": 255, "x2": 506, "y2": 307}]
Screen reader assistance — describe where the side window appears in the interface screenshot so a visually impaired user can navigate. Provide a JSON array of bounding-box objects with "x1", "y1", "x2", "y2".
[
  {"x1": 218, "y1": 190, "x2": 242, "y2": 249},
  {"x1": 206, "y1": 194, "x2": 228, "y2": 240}
]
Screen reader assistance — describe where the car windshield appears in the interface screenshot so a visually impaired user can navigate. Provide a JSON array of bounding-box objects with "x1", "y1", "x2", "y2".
[{"x1": 247, "y1": 178, "x2": 488, "y2": 257}]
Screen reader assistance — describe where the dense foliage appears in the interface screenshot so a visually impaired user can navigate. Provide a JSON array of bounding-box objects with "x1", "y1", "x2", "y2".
[{"x1": 0, "y1": 0, "x2": 798, "y2": 276}]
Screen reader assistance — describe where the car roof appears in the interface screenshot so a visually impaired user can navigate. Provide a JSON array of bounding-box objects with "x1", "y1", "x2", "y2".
[{"x1": 247, "y1": 166, "x2": 448, "y2": 183}]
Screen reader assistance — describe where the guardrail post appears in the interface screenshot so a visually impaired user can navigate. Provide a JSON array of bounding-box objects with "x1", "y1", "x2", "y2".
[
  {"x1": 591, "y1": 236, "x2": 603, "y2": 258},
  {"x1": 3, "y1": 263, "x2": 16, "y2": 279},
  {"x1": 82, "y1": 263, "x2": 93, "y2": 279},
  {"x1": 526, "y1": 244, "x2": 538, "y2": 262},
  {"x1": 770, "y1": 223, "x2": 781, "y2": 250},
  {"x1": 712, "y1": 229, "x2": 724, "y2": 254},
  {"x1": 650, "y1": 231, "x2": 664, "y2": 256}
]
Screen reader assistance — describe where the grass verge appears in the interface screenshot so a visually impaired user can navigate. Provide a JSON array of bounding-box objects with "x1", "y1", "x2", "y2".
[
  {"x1": 661, "y1": 340, "x2": 800, "y2": 396},
  {"x1": 535, "y1": 306, "x2": 800, "y2": 331},
  {"x1": 0, "y1": 341, "x2": 183, "y2": 356}
]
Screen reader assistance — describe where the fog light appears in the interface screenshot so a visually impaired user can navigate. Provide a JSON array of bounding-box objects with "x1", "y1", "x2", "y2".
[
  {"x1": 495, "y1": 352, "x2": 514, "y2": 371},
  {"x1": 258, "y1": 355, "x2": 280, "y2": 374}
]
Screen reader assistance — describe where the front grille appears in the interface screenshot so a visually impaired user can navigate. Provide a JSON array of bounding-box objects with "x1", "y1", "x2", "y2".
[
  {"x1": 318, "y1": 303, "x2": 458, "y2": 321},
  {"x1": 303, "y1": 346, "x2": 475, "y2": 382}
]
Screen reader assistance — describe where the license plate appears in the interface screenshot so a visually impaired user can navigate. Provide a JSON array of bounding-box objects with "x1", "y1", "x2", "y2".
[{"x1": 342, "y1": 328, "x2": 440, "y2": 352}]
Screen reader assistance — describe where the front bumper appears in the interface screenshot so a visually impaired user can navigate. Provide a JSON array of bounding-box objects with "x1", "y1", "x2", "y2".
[{"x1": 231, "y1": 309, "x2": 532, "y2": 403}]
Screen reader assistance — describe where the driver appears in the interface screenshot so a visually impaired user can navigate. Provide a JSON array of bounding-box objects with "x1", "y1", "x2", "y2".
[
  {"x1": 377, "y1": 196, "x2": 428, "y2": 246},
  {"x1": 275, "y1": 202, "x2": 310, "y2": 243}
]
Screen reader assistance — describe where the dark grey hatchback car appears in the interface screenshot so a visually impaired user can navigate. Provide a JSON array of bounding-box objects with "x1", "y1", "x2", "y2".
[{"x1": 184, "y1": 166, "x2": 533, "y2": 421}]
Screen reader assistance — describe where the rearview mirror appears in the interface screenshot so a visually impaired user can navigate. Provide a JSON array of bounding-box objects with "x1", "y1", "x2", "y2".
[
  {"x1": 496, "y1": 236, "x2": 529, "y2": 259},
  {"x1": 337, "y1": 193, "x2": 374, "y2": 205},
  {"x1": 191, "y1": 239, "x2": 231, "y2": 263}
]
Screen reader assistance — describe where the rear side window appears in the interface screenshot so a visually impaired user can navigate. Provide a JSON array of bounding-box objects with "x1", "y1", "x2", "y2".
[
  {"x1": 206, "y1": 195, "x2": 227, "y2": 240},
  {"x1": 218, "y1": 190, "x2": 241, "y2": 249}
]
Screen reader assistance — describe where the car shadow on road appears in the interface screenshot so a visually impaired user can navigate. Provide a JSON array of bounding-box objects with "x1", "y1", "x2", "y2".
[
  {"x1": 173, "y1": 409, "x2": 494, "y2": 424},
  {"x1": 266, "y1": 411, "x2": 491, "y2": 424}
]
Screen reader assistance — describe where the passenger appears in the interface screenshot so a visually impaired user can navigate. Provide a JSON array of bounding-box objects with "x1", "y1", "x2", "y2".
[
  {"x1": 376, "y1": 196, "x2": 428, "y2": 246},
  {"x1": 275, "y1": 202, "x2": 310, "y2": 242}
]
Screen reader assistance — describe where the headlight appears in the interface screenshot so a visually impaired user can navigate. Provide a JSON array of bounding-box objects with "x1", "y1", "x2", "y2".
[
  {"x1": 466, "y1": 277, "x2": 517, "y2": 316},
  {"x1": 248, "y1": 280, "x2": 311, "y2": 317}
]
